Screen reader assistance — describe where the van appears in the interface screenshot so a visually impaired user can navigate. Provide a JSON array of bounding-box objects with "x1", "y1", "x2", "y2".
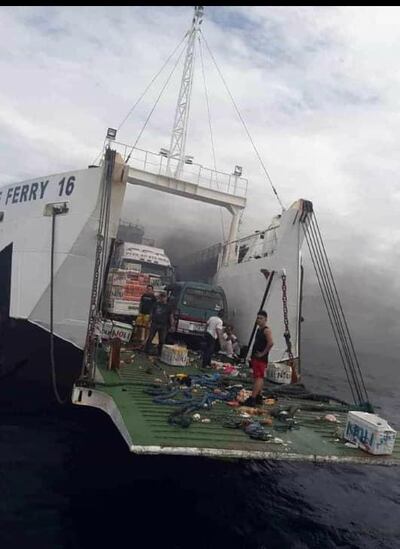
[{"x1": 168, "y1": 281, "x2": 227, "y2": 337}]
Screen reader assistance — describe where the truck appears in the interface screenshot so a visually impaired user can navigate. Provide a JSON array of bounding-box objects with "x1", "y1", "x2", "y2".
[
  {"x1": 167, "y1": 281, "x2": 227, "y2": 339},
  {"x1": 104, "y1": 241, "x2": 174, "y2": 321}
]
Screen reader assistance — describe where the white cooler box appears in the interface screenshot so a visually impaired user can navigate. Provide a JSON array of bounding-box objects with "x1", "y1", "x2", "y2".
[
  {"x1": 161, "y1": 345, "x2": 188, "y2": 366},
  {"x1": 266, "y1": 362, "x2": 292, "y2": 384},
  {"x1": 345, "y1": 411, "x2": 397, "y2": 455},
  {"x1": 110, "y1": 321, "x2": 133, "y2": 344}
]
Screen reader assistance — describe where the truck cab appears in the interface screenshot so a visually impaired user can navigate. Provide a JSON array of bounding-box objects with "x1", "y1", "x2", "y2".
[
  {"x1": 168, "y1": 281, "x2": 227, "y2": 337},
  {"x1": 104, "y1": 241, "x2": 174, "y2": 320}
]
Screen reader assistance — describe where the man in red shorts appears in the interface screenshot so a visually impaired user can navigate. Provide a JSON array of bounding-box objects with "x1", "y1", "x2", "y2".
[{"x1": 244, "y1": 310, "x2": 274, "y2": 407}]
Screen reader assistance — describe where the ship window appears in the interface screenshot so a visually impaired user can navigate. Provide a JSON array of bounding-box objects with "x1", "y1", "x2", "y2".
[{"x1": 0, "y1": 212, "x2": 3, "y2": 222}]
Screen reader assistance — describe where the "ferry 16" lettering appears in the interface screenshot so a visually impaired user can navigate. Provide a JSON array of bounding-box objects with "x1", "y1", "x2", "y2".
[{"x1": 58, "y1": 176, "x2": 75, "y2": 196}]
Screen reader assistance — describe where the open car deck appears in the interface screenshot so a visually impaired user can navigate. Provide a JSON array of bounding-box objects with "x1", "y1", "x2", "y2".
[{"x1": 72, "y1": 346, "x2": 400, "y2": 465}]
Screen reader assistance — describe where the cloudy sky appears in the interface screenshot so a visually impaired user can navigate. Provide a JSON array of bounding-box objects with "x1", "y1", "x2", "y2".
[
  {"x1": 1, "y1": 6, "x2": 399, "y2": 255},
  {"x1": 1, "y1": 6, "x2": 400, "y2": 360}
]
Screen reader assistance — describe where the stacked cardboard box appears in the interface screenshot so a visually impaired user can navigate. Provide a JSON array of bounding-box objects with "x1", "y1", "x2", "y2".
[{"x1": 105, "y1": 269, "x2": 151, "y2": 314}]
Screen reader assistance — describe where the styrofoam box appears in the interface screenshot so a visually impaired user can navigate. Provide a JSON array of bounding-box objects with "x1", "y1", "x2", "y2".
[
  {"x1": 345, "y1": 411, "x2": 397, "y2": 455},
  {"x1": 111, "y1": 299, "x2": 140, "y2": 315},
  {"x1": 111, "y1": 321, "x2": 133, "y2": 343},
  {"x1": 94, "y1": 319, "x2": 113, "y2": 339},
  {"x1": 161, "y1": 345, "x2": 188, "y2": 366},
  {"x1": 266, "y1": 362, "x2": 292, "y2": 384}
]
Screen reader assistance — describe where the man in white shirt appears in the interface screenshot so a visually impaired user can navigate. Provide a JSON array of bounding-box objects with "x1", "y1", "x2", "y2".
[{"x1": 202, "y1": 309, "x2": 224, "y2": 368}]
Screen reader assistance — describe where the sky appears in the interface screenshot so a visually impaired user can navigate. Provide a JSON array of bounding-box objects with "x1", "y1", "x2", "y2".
[{"x1": 1, "y1": 5, "x2": 400, "y2": 361}]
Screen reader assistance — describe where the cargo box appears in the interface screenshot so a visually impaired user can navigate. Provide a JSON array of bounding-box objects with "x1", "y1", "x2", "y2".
[
  {"x1": 160, "y1": 345, "x2": 188, "y2": 366},
  {"x1": 266, "y1": 362, "x2": 292, "y2": 384},
  {"x1": 345, "y1": 411, "x2": 397, "y2": 455},
  {"x1": 111, "y1": 321, "x2": 133, "y2": 343}
]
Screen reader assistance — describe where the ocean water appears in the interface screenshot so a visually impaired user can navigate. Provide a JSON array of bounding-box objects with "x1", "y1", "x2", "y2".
[{"x1": 1, "y1": 343, "x2": 399, "y2": 549}]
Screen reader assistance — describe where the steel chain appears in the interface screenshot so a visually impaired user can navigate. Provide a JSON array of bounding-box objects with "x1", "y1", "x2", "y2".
[{"x1": 281, "y1": 273, "x2": 296, "y2": 380}]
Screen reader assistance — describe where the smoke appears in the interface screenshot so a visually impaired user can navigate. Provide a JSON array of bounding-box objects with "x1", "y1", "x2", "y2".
[
  {"x1": 120, "y1": 184, "x2": 226, "y2": 264},
  {"x1": 119, "y1": 184, "x2": 400, "y2": 363}
]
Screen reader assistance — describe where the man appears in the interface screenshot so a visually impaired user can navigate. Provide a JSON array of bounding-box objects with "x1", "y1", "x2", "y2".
[
  {"x1": 202, "y1": 309, "x2": 224, "y2": 368},
  {"x1": 244, "y1": 310, "x2": 274, "y2": 407},
  {"x1": 137, "y1": 285, "x2": 156, "y2": 343},
  {"x1": 144, "y1": 292, "x2": 174, "y2": 356},
  {"x1": 219, "y1": 324, "x2": 240, "y2": 361}
]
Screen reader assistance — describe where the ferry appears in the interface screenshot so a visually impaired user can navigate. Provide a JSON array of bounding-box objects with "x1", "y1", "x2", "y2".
[{"x1": 0, "y1": 6, "x2": 398, "y2": 464}]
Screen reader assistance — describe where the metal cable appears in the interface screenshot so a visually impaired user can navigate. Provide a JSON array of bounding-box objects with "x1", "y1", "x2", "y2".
[
  {"x1": 302, "y1": 217, "x2": 357, "y2": 403},
  {"x1": 118, "y1": 31, "x2": 189, "y2": 131},
  {"x1": 91, "y1": 32, "x2": 189, "y2": 167},
  {"x1": 308, "y1": 214, "x2": 367, "y2": 402},
  {"x1": 313, "y1": 214, "x2": 369, "y2": 402},
  {"x1": 200, "y1": 30, "x2": 285, "y2": 212},
  {"x1": 306, "y1": 215, "x2": 362, "y2": 402},
  {"x1": 303, "y1": 213, "x2": 370, "y2": 405},
  {"x1": 198, "y1": 35, "x2": 226, "y2": 242},
  {"x1": 126, "y1": 36, "x2": 188, "y2": 164},
  {"x1": 50, "y1": 211, "x2": 68, "y2": 405}
]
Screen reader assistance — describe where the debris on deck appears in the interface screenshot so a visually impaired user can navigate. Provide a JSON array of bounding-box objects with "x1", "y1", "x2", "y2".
[{"x1": 71, "y1": 342, "x2": 399, "y2": 465}]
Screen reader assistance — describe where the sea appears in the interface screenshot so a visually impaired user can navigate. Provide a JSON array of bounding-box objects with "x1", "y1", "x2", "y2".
[{"x1": 1, "y1": 339, "x2": 399, "y2": 549}]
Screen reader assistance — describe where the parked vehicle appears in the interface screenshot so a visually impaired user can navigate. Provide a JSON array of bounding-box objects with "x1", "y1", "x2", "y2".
[
  {"x1": 168, "y1": 281, "x2": 227, "y2": 337},
  {"x1": 104, "y1": 241, "x2": 174, "y2": 320}
]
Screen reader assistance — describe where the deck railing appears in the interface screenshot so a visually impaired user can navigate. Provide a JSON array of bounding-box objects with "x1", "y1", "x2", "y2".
[{"x1": 112, "y1": 142, "x2": 248, "y2": 199}]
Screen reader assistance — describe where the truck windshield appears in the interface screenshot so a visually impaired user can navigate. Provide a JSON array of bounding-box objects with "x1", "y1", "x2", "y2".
[{"x1": 182, "y1": 288, "x2": 224, "y2": 311}]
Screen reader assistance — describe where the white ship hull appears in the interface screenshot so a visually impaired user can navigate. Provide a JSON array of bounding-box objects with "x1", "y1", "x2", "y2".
[
  {"x1": 0, "y1": 155, "x2": 128, "y2": 404},
  {"x1": 215, "y1": 200, "x2": 308, "y2": 367}
]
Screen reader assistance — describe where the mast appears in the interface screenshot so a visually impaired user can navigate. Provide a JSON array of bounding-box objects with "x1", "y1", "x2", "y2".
[{"x1": 166, "y1": 5, "x2": 204, "y2": 178}]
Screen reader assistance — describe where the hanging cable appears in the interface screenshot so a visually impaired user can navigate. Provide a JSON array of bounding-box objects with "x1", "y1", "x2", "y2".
[
  {"x1": 50, "y1": 207, "x2": 68, "y2": 405},
  {"x1": 302, "y1": 211, "x2": 370, "y2": 407},
  {"x1": 118, "y1": 31, "x2": 189, "y2": 132},
  {"x1": 125, "y1": 36, "x2": 188, "y2": 164},
  {"x1": 90, "y1": 32, "x2": 189, "y2": 167},
  {"x1": 302, "y1": 217, "x2": 358, "y2": 404},
  {"x1": 312, "y1": 214, "x2": 369, "y2": 401},
  {"x1": 198, "y1": 35, "x2": 225, "y2": 242},
  {"x1": 91, "y1": 137, "x2": 106, "y2": 168},
  {"x1": 200, "y1": 31, "x2": 285, "y2": 212},
  {"x1": 306, "y1": 215, "x2": 363, "y2": 402}
]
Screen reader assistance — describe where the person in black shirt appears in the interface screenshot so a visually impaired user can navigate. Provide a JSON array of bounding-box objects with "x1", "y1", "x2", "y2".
[
  {"x1": 244, "y1": 310, "x2": 273, "y2": 407},
  {"x1": 137, "y1": 285, "x2": 157, "y2": 343},
  {"x1": 140, "y1": 285, "x2": 157, "y2": 315},
  {"x1": 144, "y1": 292, "x2": 175, "y2": 356}
]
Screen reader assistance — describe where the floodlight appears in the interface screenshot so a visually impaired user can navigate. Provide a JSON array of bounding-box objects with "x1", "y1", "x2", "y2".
[{"x1": 106, "y1": 128, "x2": 117, "y2": 140}]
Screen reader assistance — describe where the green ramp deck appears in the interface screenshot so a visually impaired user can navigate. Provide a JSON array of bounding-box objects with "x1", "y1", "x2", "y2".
[{"x1": 72, "y1": 348, "x2": 400, "y2": 465}]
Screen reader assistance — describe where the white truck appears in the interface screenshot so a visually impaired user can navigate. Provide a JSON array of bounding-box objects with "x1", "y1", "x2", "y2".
[{"x1": 104, "y1": 241, "x2": 174, "y2": 320}]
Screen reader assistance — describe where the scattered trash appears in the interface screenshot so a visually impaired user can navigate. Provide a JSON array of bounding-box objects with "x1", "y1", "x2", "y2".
[
  {"x1": 265, "y1": 399, "x2": 276, "y2": 405},
  {"x1": 259, "y1": 417, "x2": 273, "y2": 426},
  {"x1": 272, "y1": 437, "x2": 284, "y2": 444},
  {"x1": 244, "y1": 422, "x2": 272, "y2": 441},
  {"x1": 192, "y1": 413, "x2": 201, "y2": 421},
  {"x1": 324, "y1": 414, "x2": 339, "y2": 423},
  {"x1": 345, "y1": 442, "x2": 359, "y2": 449},
  {"x1": 201, "y1": 418, "x2": 211, "y2": 423},
  {"x1": 239, "y1": 406, "x2": 263, "y2": 415},
  {"x1": 334, "y1": 426, "x2": 344, "y2": 439}
]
